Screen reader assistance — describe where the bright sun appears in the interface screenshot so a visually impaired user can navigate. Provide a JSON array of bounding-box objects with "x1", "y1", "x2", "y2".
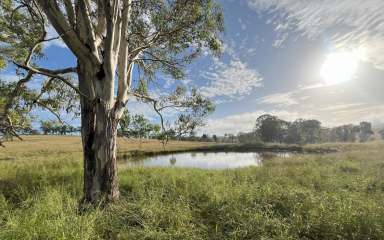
[{"x1": 320, "y1": 51, "x2": 361, "y2": 85}]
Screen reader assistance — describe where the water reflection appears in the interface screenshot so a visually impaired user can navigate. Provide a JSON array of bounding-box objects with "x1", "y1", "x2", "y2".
[
  {"x1": 125, "y1": 151, "x2": 290, "y2": 169},
  {"x1": 169, "y1": 156, "x2": 177, "y2": 166}
]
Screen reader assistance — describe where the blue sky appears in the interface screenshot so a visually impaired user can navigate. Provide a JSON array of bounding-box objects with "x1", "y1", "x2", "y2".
[{"x1": 2, "y1": 0, "x2": 384, "y2": 135}]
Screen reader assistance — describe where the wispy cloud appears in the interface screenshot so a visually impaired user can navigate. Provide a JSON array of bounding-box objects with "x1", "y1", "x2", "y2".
[
  {"x1": 258, "y1": 92, "x2": 298, "y2": 107},
  {"x1": 126, "y1": 100, "x2": 158, "y2": 121},
  {"x1": 319, "y1": 103, "x2": 366, "y2": 112},
  {"x1": 201, "y1": 100, "x2": 384, "y2": 135},
  {"x1": 248, "y1": 0, "x2": 384, "y2": 69},
  {"x1": 199, "y1": 58, "x2": 263, "y2": 100}
]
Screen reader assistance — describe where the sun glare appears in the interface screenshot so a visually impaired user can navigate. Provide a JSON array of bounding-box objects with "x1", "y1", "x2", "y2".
[{"x1": 320, "y1": 50, "x2": 362, "y2": 85}]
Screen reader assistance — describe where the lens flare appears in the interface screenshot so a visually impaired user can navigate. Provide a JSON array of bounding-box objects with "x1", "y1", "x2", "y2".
[{"x1": 320, "y1": 50, "x2": 361, "y2": 85}]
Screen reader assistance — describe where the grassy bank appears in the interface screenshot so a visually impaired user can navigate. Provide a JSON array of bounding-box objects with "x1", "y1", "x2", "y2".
[
  {"x1": 0, "y1": 136, "x2": 337, "y2": 161},
  {"x1": 0, "y1": 135, "x2": 217, "y2": 157},
  {"x1": 0, "y1": 137, "x2": 384, "y2": 239}
]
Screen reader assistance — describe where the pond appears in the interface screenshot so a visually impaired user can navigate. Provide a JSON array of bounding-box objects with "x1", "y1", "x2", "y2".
[{"x1": 124, "y1": 151, "x2": 290, "y2": 169}]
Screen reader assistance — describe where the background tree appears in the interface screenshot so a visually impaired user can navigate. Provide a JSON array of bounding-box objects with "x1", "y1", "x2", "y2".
[
  {"x1": 254, "y1": 114, "x2": 288, "y2": 143},
  {"x1": 359, "y1": 122, "x2": 374, "y2": 142},
  {"x1": 379, "y1": 129, "x2": 384, "y2": 140},
  {"x1": 40, "y1": 120, "x2": 77, "y2": 135},
  {"x1": 125, "y1": 114, "x2": 151, "y2": 138},
  {"x1": 0, "y1": 0, "x2": 224, "y2": 203},
  {"x1": 212, "y1": 134, "x2": 218, "y2": 142},
  {"x1": 237, "y1": 132, "x2": 259, "y2": 144},
  {"x1": 286, "y1": 119, "x2": 321, "y2": 145},
  {"x1": 40, "y1": 120, "x2": 54, "y2": 135},
  {"x1": 326, "y1": 124, "x2": 360, "y2": 142},
  {"x1": 236, "y1": 115, "x2": 373, "y2": 145},
  {"x1": 201, "y1": 134, "x2": 209, "y2": 142},
  {"x1": 300, "y1": 119, "x2": 321, "y2": 144}
]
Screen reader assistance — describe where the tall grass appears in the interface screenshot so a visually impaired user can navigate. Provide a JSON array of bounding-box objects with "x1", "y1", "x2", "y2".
[{"x1": 0, "y1": 137, "x2": 384, "y2": 239}]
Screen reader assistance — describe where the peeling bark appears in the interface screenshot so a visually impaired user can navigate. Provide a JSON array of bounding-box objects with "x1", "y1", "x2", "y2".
[{"x1": 79, "y1": 63, "x2": 119, "y2": 203}]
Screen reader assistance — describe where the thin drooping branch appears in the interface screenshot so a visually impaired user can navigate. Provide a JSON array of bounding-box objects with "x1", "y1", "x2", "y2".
[
  {"x1": 11, "y1": 1, "x2": 83, "y2": 99},
  {"x1": 29, "y1": 77, "x2": 55, "y2": 105},
  {"x1": 24, "y1": 77, "x2": 67, "y2": 128},
  {"x1": 35, "y1": 101, "x2": 65, "y2": 124},
  {"x1": 129, "y1": 91, "x2": 166, "y2": 135},
  {"x1": 129, "y1": 19, "x2": 193, "y2": 59},
  {"x1": 13, "y1": 62, "x2": 86, "y2": 98},
  {"x1": 130, "y1": 32, "x2": 160, "y2": 58},
  {"x1": 0, "y1": 115, "x2": 23, "y2": 143},
  {"x1": 1, "y1": 1, "x2": 49, "y2": 143},
  {"x1": 135, "y1": 57, "x2": 183, "y2": 69},
  {"x1": 3, "y1": 71, "x2": 34, "y2": 118},
  {"x1": 124, "y1": 90, "x2": 168, "y2": 143}
]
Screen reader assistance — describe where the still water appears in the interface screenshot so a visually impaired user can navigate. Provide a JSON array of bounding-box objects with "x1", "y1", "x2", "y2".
[{"x1": 125, "y1": 151, "x2": 290, "y2": 169}]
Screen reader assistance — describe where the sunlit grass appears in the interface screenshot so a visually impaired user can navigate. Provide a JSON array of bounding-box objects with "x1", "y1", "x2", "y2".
[{"x1": 0, "y1": 136, "x2": 384, "y2": 239}]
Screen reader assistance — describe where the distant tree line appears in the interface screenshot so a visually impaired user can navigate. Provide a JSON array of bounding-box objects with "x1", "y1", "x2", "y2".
[
  {"x1": 35, "y1": 112, "x2": 211, "y2": 141},
  {"x1": 31, "y1": 114, "x2": 383, "y2": 145},
  {"x1": 40, "y1": 120, "x2": 80, "y2": 135},
  {"x1": 236, "y1": 114, "x2": 375, "y2": 145}
]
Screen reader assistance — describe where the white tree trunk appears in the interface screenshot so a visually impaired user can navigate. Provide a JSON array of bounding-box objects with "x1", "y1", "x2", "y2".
[{"x1": 79, "y1": 63, "x2": 119, "y2": 203}]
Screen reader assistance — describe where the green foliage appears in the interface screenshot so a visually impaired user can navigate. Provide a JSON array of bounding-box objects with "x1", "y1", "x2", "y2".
[
  {"x1": 1, "y1": 75, "x2": 78, "y2": 143},
  {"x1": 286, "y1": 119, "x2": 322, "y2": 144},
  {"x1": 247, "y1": 114, "x2": 375, "y2": 145},
  {"x1": 40, "y1": 120, "x2": 78, "y2": 135},
  {"x1": 0, "y1": 0, "x2": 44, "y2": 66},
  {"x1": 254, "y1": 114, "x2": 288, "y2": 143},
  {"x1": 131, "y1": 0, "x2": 224, "y2": 81},
  {"x1": 1, "y1": 141, "x2": 384, "y2": 239},
  {"x1": 135, "y1": 86, "x2": 215, "y2": 139},
  {"x1": 1, "y1": 0, "x2": 222, "y2": 144},
  {"x1": 0, "y1": 79, "x2": 33, "y2": 140},
  {"x1": 119, "y1": 110, "x2": 161, "y2": 139},
  {"x1": 168, "y1": 87, "x2": 215, "y2": 137},
  {"x1": 359, "y1": 122, "x2": 374, "y2": 142}
]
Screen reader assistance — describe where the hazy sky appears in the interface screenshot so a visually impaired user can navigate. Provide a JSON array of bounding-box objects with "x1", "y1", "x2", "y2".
[{"x1": 2, "y1": 0, "x2": 384, "y2": 135}]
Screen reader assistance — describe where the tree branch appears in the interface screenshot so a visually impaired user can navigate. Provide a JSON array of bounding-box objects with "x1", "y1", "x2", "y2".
[
  {"x1": 36, "y1": 0, "x2": 99, "y2": 65},
  {"x1": 63, "y1": 0, "x2": 76, "y2": 27},
  {"x1": 128, "y1": 91, "x2": 166, "y2": 134},
  {"x1": 13, "y1": 62, "x2": 87, "y2": 99},
  {"x1": 94, "y1": 0, "x2": 106, "y2": 46},
  {"x1": 3, "y1": 71, "x2": 34, "y2": 118},
  {"x1": 35, "y1": 101, "x2": 65, "y2": 124},
  {"x1": 78, "y1": 0, "x2": 98, "y2": 58},
  {"x1": 34, "y1": 66, "x2": 77, "y2": 75},
  {"x1": 116, "y1": 0, "x2": 132, "y2": 114}
]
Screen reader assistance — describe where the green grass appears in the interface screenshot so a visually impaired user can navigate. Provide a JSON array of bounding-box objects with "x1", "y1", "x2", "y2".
[{"x1": 1, "y1": 137, "x2": 384, "y2": 239}]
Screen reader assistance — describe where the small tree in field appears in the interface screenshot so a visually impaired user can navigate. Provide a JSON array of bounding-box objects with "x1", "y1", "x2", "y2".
[
  {"x1": 118, "y1": 110, "x2": 159, "y2": 139},
  {"x1": 0, "y1": 0, "x2": 223, "y2": 203}
]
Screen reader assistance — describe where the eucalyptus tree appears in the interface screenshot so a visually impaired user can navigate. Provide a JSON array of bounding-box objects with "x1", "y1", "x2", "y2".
[
  {"x1": 254, "y1": 114, "x2": 288, "y2": 143},
  {"x1": 359, "y1": 122, "x2": 374, "y2": 142},
  {"x1": 0, "y1": 0, "x2": 223, "y2": 203}
]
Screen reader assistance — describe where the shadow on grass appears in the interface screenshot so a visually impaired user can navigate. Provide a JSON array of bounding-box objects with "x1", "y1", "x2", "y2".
[{"x1": 0, "y1": 171, "x2": 81, "y2": 207}]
